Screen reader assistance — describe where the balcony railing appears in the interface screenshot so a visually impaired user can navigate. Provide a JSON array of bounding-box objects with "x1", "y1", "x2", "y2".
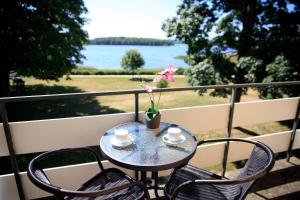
[{"x1": 0, "y1": 81, "x2": 299, "y2": 200}]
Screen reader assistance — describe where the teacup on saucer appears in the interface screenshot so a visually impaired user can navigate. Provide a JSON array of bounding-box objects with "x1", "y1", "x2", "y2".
[
  {"x1": 110, "y1": 129, "x2": 133, "y2": 147},
  {"x1": 162, "y1": 127, "x2": 186, "y2": 145}
]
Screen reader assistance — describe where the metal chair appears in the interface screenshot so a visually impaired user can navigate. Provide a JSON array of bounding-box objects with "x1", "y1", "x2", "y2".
[
  {"x1": 27, "y1": 147, "x2": 150, "y2": 200},
  {"x1": 164, "y1": 138, "x2": 275, "y2": 200}
]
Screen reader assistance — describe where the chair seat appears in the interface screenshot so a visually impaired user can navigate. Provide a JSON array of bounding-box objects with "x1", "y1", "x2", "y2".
[
  {"x1": 65, "y1": 170, "x2": 144, "y2": 200},
  {"x1": 165, "y1": 165, "x2": 242, "y2": 200}
]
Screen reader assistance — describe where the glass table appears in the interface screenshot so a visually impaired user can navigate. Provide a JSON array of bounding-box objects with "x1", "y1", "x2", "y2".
[{"x1": 100, "y1": 122, "x2": 197, "y2": 198}]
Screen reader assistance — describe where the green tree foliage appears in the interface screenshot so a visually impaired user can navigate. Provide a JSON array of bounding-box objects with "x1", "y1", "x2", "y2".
[
  {"x1": 236, "y1": 57, "x2": 264, "y2": 83},
  {"x1": 0, "y1": 0, "x2": 88, "y2": 97},
  {"x1": 259, "y1": 55, "x2": 299, "y2": 99},
  {"x1": 89, "y1": 37, "x2": 174, "y2": 46},
  {"x1": 121, "y1": 50, "x2": 145, "y2": 71},
  {"x1": 187, "y1": 57, "x2": 235, "y2": 97},
  {"x1": 162, "y1": 0, "x2": 300, "y2": 100}
]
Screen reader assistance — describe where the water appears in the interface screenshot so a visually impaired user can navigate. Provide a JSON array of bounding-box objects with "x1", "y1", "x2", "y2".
[{"x1": 80, "y1": 44, "x2": 188, "y2": 69}]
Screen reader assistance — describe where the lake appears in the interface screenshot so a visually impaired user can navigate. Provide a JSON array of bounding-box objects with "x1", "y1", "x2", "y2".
[{"x1": 80, "y1": 44, "x2": 188, "y2": 69}]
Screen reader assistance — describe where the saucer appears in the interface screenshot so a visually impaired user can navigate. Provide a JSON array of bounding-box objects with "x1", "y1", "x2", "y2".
[
  {"x1": 162, "y1": 134, "x2": 186, "y2": 145},
  {"x1": 110, "y1": 136, "x2": 134, "y2": 147}
]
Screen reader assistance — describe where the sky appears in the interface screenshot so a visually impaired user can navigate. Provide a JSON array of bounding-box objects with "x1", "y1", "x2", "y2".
[{"x1": 83, "y1": 0, "x2": 182, "y2": 39}]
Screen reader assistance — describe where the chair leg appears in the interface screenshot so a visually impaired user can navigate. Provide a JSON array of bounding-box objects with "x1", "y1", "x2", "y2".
[{"x1": 135, "y1": 170, "x2": 139, "y2": 180}]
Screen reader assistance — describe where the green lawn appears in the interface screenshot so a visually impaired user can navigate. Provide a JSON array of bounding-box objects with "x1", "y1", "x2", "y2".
[
  {"x1": 16, "y1": 75, "x2": 290, "y2": 137},
  {"x1": 12, "y1": 76, "x2": 231, "y2": 122}
]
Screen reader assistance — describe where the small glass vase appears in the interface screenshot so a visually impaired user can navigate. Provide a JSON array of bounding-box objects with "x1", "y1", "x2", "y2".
[{"x1": 145, "y1": 112, "x2": 161, "y2": 129}]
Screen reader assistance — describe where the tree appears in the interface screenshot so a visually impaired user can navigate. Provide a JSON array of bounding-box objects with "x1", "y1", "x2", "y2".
[
  {"x1": 121, "y1": 49, "x2": 145, "y2": 73},
  {"x1": 0, "y1": 0, "x2": 88, "y2": 97},
  {"x1": 259, "y1": 55, "x2": 299, "y2": 99},
  {"x1": 162, "y1": 0, "x2": 300, "y2": 101}
]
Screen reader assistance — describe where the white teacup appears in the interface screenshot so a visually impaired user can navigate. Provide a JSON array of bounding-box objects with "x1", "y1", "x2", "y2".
[
  {"x1": 167, "y1": 127, "x2": 182, "y2": 141},
  {"x1": 114, "y1": 129, "x2": 129, "y2": 142}
]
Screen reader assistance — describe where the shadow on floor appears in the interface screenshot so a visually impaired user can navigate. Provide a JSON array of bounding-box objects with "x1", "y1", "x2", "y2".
[
  {"x1": 251, "y1": 164, "x2": 300, "y2": 192},
  {"x1": 247, "y1": 160, "x2": 300, "y2": 200},
  {"x1": 253, "y1": 191, "x2": 300, "y2": 200}
]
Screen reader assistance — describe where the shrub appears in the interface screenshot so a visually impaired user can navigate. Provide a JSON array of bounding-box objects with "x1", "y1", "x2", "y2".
[
  {"x1": 71, "y1": 66, "x2": 98, "y2": 75},
  {"x1": 175, "y1": 67, "x2": 185, "y2": 75},
  {"x1": 156, "y1": 79, "x2": 169, "y2": 88}
]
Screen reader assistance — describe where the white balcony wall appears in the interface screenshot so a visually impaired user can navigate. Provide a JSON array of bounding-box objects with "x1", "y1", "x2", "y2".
[{"x1": 0, "y1": 97, "x2": 299, "y2": 200}]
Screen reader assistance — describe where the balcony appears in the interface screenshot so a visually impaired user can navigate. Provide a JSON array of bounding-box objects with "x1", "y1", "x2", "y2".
[{"x1": 0, "y1": 81, "x2": 299, "y2": 200}]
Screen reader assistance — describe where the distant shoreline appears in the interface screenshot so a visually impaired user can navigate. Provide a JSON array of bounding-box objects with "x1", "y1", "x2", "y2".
[
  {"x1": 88, "y1": 37, "x2": 175, "y2": 46},
  {"x1": 81, "y1": 43, "x2": 188, "y2": 69}
]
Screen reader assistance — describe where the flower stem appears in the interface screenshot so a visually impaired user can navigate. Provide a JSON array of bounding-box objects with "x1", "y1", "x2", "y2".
[
  {"x1": 137, "y1": 70, "x2": 153, "y2": 104},
  {"x1": 152, "y1": 90, "x2": 155, "y2": 106},
  {"x1": 156, "y1": 90, "x2": 162, "y2": 110}
]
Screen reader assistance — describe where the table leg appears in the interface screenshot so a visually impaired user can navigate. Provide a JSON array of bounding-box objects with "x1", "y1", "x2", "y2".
[
  {"x1": 141, "y1": 171, "x2": 155, "y2": 192},
  {"x1": 138, "y1": 171, "x2": 163, "y2": 199},
  {"x1": 135, "y1": 170, "x2": 139, "y2": 180},
  {"x1": 152, "y1": 171, "x2": 161, "y2": 199},
  {"x1": 141, "y1": 171, "x2": 147, "y2": 182}
]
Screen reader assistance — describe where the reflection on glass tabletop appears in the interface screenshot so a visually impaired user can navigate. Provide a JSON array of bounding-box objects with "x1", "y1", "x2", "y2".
[{"x1": 100, "y1": 122, "x2": 197, "y2": 171}]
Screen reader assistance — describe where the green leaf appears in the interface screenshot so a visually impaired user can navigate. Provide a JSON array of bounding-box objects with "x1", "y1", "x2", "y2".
[{"x1": 145, "y1": 107, "x2": 160, "y2": 120}]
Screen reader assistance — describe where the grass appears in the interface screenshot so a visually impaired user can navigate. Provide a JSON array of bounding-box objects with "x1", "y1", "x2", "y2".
[
  {"x1": 71, "y1": 66, "x2": 186, "y2": 75},
  {"x1": 13, "y1": 76, "x2": 291, "y2": 149},
  {"x1": 18, "y1": 75, "x2": 291, "y2": 134},
  {"x1": 15, "y1": 76, "x2": 230, "y2": 121}
]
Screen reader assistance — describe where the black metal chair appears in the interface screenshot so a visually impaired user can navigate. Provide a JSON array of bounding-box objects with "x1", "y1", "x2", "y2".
[
  {"x1": 27, "y1": 147, "x2": 150, "y2": 200},
  {"x1": 164, "y1": 138, "x2": 275, "y2": 200}
]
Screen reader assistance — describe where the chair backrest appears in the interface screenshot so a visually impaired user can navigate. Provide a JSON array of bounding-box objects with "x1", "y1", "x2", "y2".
[
  {"x1": 27, "y1": 147, "x2": 104, "y2": 196},
  {"x1": 27, "y1": 147, "x2": 151, "y2": 200},
  {"x1": 27, "y1": 151, "x2": 63, "y2": 195},
  {"x1": 236, "y1": 141, "x2": 275, "y2": 199},
  {"x1": 192, "y1": 138, "x2": 275, "y2": 200}
]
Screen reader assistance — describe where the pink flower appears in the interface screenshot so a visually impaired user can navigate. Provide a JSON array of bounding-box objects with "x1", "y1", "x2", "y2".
[
  {"x1": 153, "y1": 76, "x2": 162, "y2": 83},
  {"x1": 144, "y1": 85, "x2": 156, "y2": 92},
  {"x1": 167, "y1": 64, "x2": 177, "y2": 73},
  {"x1": 163, "y1": 71, "x2": 175, "y2": 82},
  {"x1": 158, "y1": 65, "x2": 176, "y2": 82},
  {"x1": 158, "y1": 69, "x2": 166, "y2": 76}
]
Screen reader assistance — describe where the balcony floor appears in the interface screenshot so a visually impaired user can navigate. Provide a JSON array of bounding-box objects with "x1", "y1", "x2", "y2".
[{"x1": 246, "y1": 156, "x2": 300, "y2": 200}]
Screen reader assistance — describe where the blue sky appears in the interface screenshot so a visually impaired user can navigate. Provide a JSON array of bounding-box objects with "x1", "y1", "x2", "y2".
[{"x1": 83, "y1": 0, "x2": 182, "y2": 39}]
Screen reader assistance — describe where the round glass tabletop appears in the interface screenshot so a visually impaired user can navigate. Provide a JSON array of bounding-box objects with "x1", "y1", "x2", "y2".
[{"x1": 100, "y1": 122, "x2": 197, "y2": 171}]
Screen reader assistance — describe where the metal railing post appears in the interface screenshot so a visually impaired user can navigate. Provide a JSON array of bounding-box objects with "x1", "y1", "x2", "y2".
[
  {"x1": 222, "y1": 88, "x2": 237, "y2": 177},
  {"x1": 134, "y1": 93, "x2": 139, "y2": 122},
  {"x1": 286, "y1": 98, "x2": 300, "y2": 162},
  {"x1": 0, "y1": 103, "x2": 25, "y2": 200}
]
